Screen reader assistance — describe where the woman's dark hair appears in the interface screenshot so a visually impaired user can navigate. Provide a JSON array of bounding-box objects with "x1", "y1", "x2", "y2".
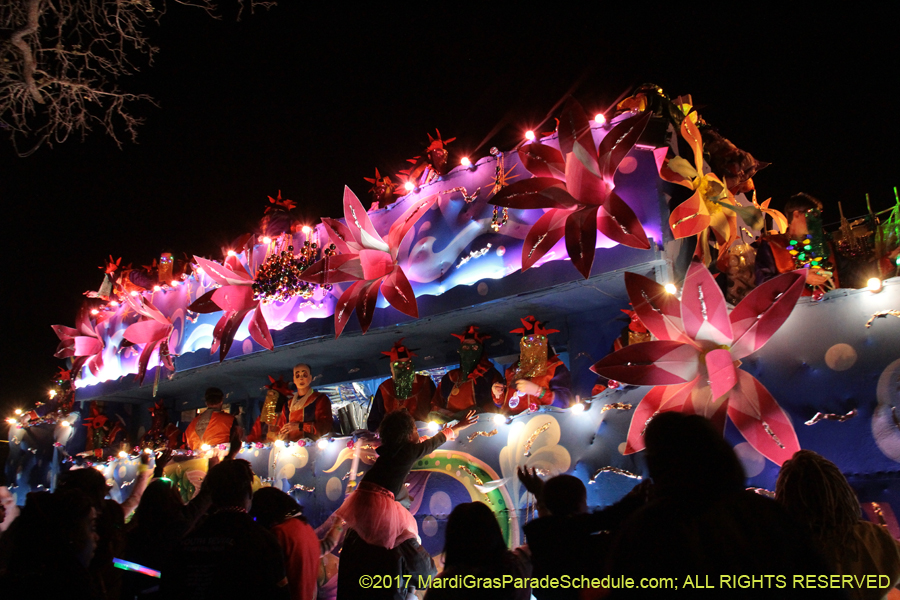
[
  {"x1": 133, "y1": 478, "x2": 185, "y2": 531},
  {"x1": 378, "y1": 409, "x2": 416, "y2": 447},
  {"x1": 204, "y1": 459, "x2": 254, "y2": 508},
  {"x1": 443, "y1": 502, "x2": 507, "y2": 569},
  {"x1": 250, "y1": 487, "x2": 304, "y2": 529},
  {"x1": 57, "y1": 467, "x2": 109, "y2": 510},
  {"x1": 776, "y1": 450, "x2": 860, "y2": 546}
]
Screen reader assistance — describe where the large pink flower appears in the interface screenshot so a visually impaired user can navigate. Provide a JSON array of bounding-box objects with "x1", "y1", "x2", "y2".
[
  {"x1": 592, "y1": 261, "x2": 806, "y2": 465},
  {"x1": 490, "y1": 99, "x2": 650, "y2": 278},
  {"x1": 189, "y1": 254, "x2": 273, "y2": 361},
  {"x1": 301, "y1": 186, "x2": 436, "y2": 337},
  {"x1": 52, "y1": 306, "x2": 105, "y2": 377},
  {"x1": 121, "y1": 295, "x2": 176, "y2": 384}
]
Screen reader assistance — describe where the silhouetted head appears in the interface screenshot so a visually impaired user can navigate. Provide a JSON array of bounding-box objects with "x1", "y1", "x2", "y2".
[
  {"x1": 205, "y1": 459, "x2": 254, "y2": 510},
  {"x1": 204, "y1": 387, "x2": 225, "y2": 408},
  {"x1": 250, "y1": 487, "x2": 303, "y2": 530},
  {"x1": 443, "y1": 501, "x2": 507, "y2": 568},
  {"x1": 378, "y1": 408, "x2": 417, "y2": 447},
  {"x1": 644, "y1": 412, "x2": 744, "y2": 498},
  {"x1": 776, "y1": 449, "x2": 860, "y2": 543},
  {"x1": 57, "y1": 467, "x2": 110, "y2": 510},
  {"x1": 543, "y1": 474, "x2": 588, "y2": 517}
]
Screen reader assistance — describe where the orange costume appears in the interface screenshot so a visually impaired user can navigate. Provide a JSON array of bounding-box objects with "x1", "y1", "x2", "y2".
[
  {"x1": 276, "y1": 391, "x2": 333, "y2": 441},
  {"x1": 497, "y1": 316, "x2": 572, "y2": 415},
  {"x1": 185, "y1": 410, "x2": 236, "y2": 450}
]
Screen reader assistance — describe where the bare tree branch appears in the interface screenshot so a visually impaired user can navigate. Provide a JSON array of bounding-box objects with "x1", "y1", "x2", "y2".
[{"x1": 1, "y1": 1, "x2": 275, "y2": 156}]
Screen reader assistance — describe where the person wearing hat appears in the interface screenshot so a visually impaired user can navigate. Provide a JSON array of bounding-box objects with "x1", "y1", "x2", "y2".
[
  {"x1": 246, "y1": 376, "x2": 293, "y2": 443},
  {"x1": 367, "y1": 339, "x2": 435, "y2": 431},
  {"x1": 432, "y1": 325, "x2": 505, "y2": 419},
  {"x1": 185, "y1": 387, "x2": 241, "y2": 450},
  {"x1": 497, "y1": 316, "x2": 572, "y2": 416}
]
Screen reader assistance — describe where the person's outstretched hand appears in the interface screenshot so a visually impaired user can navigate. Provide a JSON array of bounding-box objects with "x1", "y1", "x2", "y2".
[
  {"x1": 453, "y1": 410, "x2": 478, "y2": 431},
  {"x1": 517, "y1": 466, "x2": 544, "y2": 498}
]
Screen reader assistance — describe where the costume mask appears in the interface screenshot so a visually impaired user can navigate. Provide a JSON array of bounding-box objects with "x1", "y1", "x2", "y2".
[
  {"x1": 459, "y1": 341, "x2": 483, "y2": 379},
  {"x1": 515, "y1": 334, "x2": 549, "y2": 380},
  {"x1": 392, "y1": 360, "x2": 416, "y2": 399}
]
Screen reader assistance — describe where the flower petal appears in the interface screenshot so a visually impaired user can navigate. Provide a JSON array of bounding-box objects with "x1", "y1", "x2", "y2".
[
  {"x1": 381, "y1": 267, "x2": 418, "y2": 318},
  {"x1": 321, "y1": 217, "x2": 359, "y2": 255},
  {"x1": 359, "y1": 249, "x2": 394, "y2": 281},
  {"x1": 518, "y1": 141, "x2": 566, "y2": 180},
  {"x1": 557, "y1": 98, "x2": 594, "y2": 160},
  {"x1": 334, "y1": 281, "x2": 365, "y2": 339},
  {"x1": 654, "y1": 148, "x2": 692, "y2": 188},
  {"x1": 193, "y1": 256, "x2": 253, "y2": 286},
  {"x1": 521, "y1": 209, "x2": 568, "y2": 271},
  {"x1": 386, "y1": 194, "x2": 438, "y2": 251},
  {"x1": 591, "y1": 340, "x2": 700, "y2": 386},
  {"x1": 596, "y1": 110, "x2": 651, "y2": 181},
  {"x1": 669, "y1": 190, "x2": 711, "y2": 239},
  {"x1": 681, "y1": 260, "x2": 733, "y2": 346},
  {"x1": 705, "y1": 348, "x2": 737, "y2": 401},
  {"x1": 624, "y1": 272, "x2": 691, "y2": 343},
  {"x1": 355, "y1": 278, "x2": 384, "y2": 334},
  {"x1": 249, "y1": 305, "x2": 274, "y2": 351},
  {"x1": 564, "y1": 206, "x2": 599, "y2": 279},
  {"x1": 730, "y1": 269, "x2": 806, "y2": 359},
  {"x1": 123, "y1": 320, "x2": 171, "y2": 346},
  {"x1": 623, "y1": 381, "x2": 695, "y2": 454},
  {"x1": 597, "y1": 191, "x2": 651, "y2": 250},
  {"x1": 212, "y1": 285, "x2": 255, "y2": 314},
  {"x1": 680, "y1": 117, "x2": 705, "y2": 175},
  {"x1": 490, "y1": 178, "x2": 575, "y2": 210},
  {"x1": 343, "y1": 186, "x2": 388, "y2": 252},
  {"x1": 299, "y1": 254, "x2": 364, "y2": 285},
  {"x1": 727, "y1": 371, "x2": 800, "y2": 465}
]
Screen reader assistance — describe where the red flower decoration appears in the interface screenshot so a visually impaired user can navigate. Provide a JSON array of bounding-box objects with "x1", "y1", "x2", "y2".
[
  {"x1": 491, "y1": 99, "x2": 651, "y2": 278},
  {"x1": 300, "y1": 187, "x2": 436, "y2": 337},
  {"x1": 52, "y1": 306, "x2": 105, "y2": 378},
  {"x1": 189, "y1": 253, "x2": 274, "y2": 361}
]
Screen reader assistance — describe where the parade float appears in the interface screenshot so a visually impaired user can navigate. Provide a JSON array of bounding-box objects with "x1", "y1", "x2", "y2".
[{"x1": 5, "y1": 87, "x2": 900, "y2": 554}]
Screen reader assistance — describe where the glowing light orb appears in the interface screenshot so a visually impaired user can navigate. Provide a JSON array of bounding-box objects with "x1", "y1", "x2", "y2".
[
  {"x1": 404, "y1": 181, "x2": 415, "y2": 192},
  {"x1": 460, "y1": 157, "x2": 471, "y2": 167},
  {"x1": 664, "y1": 283, "x2": 677, "y2": 294},
  {"x1": 594, "y1": 113, "x2": 606, "y2": 125},
  {"x1": 571, "y1": 402, "x2": 585, "y2": 414},
  {"x1": 525, "y1": 130, "x2": 535, "y2": 141},
  {"x1": 868, "y1": 278, "x2": 883, "y2": 293}
]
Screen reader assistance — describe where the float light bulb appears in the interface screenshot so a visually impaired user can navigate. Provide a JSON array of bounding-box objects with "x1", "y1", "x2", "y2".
[
  {"x1": 118, "y1": 450, "x2": 128, "y2": 459},
  {"x1": 14, "y1": 408, "x2": 23, "y2": 415},
  {"x1": 262, "y1": 237, "x2": 272, "y2": 244},
  {"x1": 274, "y1": 439, "x2": 285, "y2": 448},
  {"x1": 153, "y1": 285, "x2": 161, "y2": 292},
  {"x1": 6, "y1": 418, "x2": 16, "y2": 425},
  {"x1": 144, "y1": 447, "x2": 152, "y2": 454},
  {"x1": 60, "y1": 420, "x2": 70, "y2": 427},
  {"x1": 130, "y1": 291, "x2": 139, "y2": 297},
  {"x1": 427, "y1": 421, "x2": 440, "y2": 432},
  {"x1": 594, "y1": 113, "x2": 606, "y2": 125},
  {"x1": 404, "y1": 181, "x2": 415, "y2": 192},
  {"x1": 48, "y1": 390, "x2": 57, "y2": 399},
  {"x1": 492, "y1": 413, "x2": 506, "y2": 425},
  {"x1": 200, "y1": 444, "x2": 211, "y2": 452},
  {"x1": 867, "y1": 277, "x2": 883, "y2": 293},
  {"x1": 460, "y1": 156, "x2": 471, "y2": 167},
  {"x1": 664, "y1": 283, "x2": 677, "y2": 294},
  {"x1": 571, "y1": 402, "x2": 585, "y2": 414},
  {"x1": 316, "y1": 438, "x2": 328, "y2": 450},
  {"x1": 90, "y1": 309, "x2": 99, "y2": 315},
  {"x1": 525, "y1": 130, "x2": 535, "y2": 141},
  {"x1": 226, "y1": 250, "x2": 236, "y2": 257},
  {"x1": 301, "y1": 225, "x2": 312, "y2": 235},
  {"x1": 171, "y1": 280, "x2": 179, "y2": 287}
]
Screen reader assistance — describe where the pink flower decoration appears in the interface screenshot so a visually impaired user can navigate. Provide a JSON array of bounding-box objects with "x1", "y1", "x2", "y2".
[
  {"x1": 592, "y1": 261, "x2": 807, "y2": 465},
  {"x1": 490, "y1": 99, "x2": 650, "y2": 278},
  {"x1": 189, "y1": 254, "x2": 273, "y2": 361},
  {"x1": 122, "y1": 295, "x2": 176, "y2": 384},
  {"x1": 301, "y1": 186, "x2": 437, "y2": 337},
  {"x1": 52, "y1": 306, "x2": 106, "y2": 378}
]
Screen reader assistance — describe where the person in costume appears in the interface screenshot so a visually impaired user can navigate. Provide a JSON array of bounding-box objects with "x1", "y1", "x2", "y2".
[
  {"x1": 335, "y1": 408, "x2": 477, "y2": 551},
  {"x1": 246, "y1": 376, "x2": 293, "y2": 443},
  {"x1": 432, "y1": 325, "x2": 504, "y2": 419},
  {"x1": 279, "y1": 363, "x2": 333, "y2": 442},
  {"x1": 366, "y1": 339, "x2": 435, "y2": 431},
  {"x1": 185, "y1": 387, "x2": 241, "y2": 450},
  {"x1": 756, "y1": 193, "x2": 838, "y2": 294},
  {"x1": 497, "y1": 316, "x2": 572, "y2": 415}
]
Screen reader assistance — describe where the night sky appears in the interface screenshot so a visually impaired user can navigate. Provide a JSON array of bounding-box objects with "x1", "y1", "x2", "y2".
[{"x1": 2, "y1": 6, "x2": 898, "y2": 415}]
